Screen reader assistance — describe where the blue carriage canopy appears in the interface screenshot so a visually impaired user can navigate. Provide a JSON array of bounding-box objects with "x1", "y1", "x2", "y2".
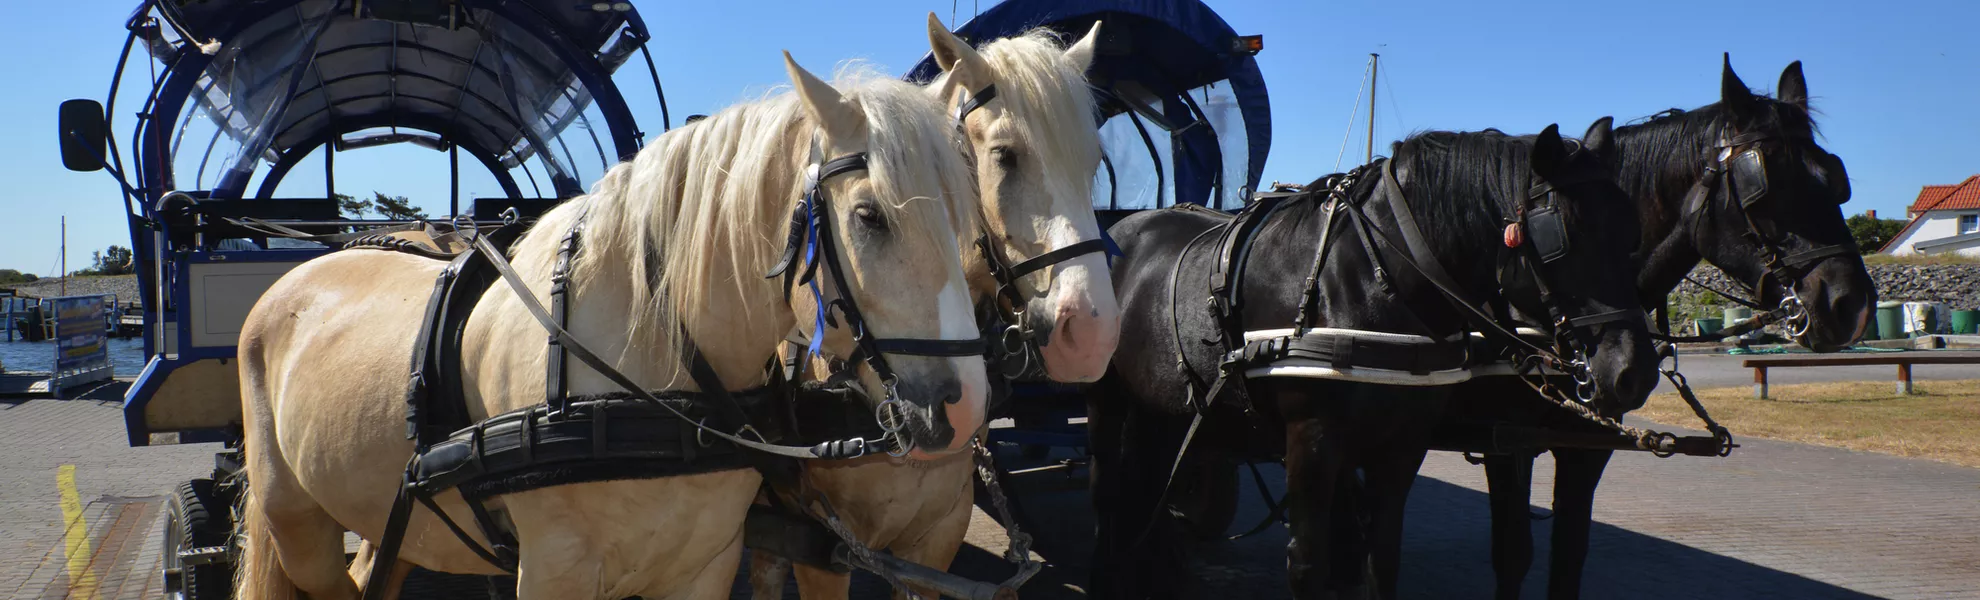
[
  {"x1": 907, "y1": 0, "x2": 1271, "y2": 211},
  {"x1": 130, "y1": 0, "x2": 654, "y2": 202}
]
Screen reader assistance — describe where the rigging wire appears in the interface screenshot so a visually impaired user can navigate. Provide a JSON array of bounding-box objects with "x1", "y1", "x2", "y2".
[{"x1": 1333, "y1": 58, "x2": 1372, "y2": 172}]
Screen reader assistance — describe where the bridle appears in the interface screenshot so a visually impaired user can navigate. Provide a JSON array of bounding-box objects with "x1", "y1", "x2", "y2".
[
  {"x1": 952, "y1": 82, "x2": 1114, "y2": 377},
  {"x1": 1672, "y1": 130, "x2": 1854, "y2": 341},
  {"x1": 768, "y1": 135, "x2": 987, "y2": 457},
  {"x1": 1497, "y1": 149, "x2": 1644, "y2": 401}
]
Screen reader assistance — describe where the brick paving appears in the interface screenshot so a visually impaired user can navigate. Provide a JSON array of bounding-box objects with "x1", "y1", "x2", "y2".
[{"x1": 6, "y1": 388, "x2": 1980, "y2": 599}]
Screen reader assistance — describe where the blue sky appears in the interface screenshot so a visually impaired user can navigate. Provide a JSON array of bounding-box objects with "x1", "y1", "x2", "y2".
[{"x1": 0, "y1": 0, "x2": 1973, "y2": 274}]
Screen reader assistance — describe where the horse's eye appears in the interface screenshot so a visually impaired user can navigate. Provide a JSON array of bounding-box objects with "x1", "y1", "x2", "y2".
[
  {"x1": 853, "y1": 203, "x2": 886, "y2": 230},
  {"x1": 989, "y1": 146, "x2": 1018, "y2": 168}
]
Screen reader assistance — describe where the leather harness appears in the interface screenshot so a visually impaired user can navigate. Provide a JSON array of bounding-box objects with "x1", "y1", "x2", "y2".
[{"x1": 350, "y1": 138, "x2": 987, "y2": 596}]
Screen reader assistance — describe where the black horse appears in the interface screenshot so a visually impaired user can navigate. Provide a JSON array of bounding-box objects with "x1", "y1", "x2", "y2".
[
  {"x1": 1088, "y1": 121, "x2": 1660, "y2": 599},
  {"x1": 1452, "y1": 57, "x2": 1877, "y2": 600}
]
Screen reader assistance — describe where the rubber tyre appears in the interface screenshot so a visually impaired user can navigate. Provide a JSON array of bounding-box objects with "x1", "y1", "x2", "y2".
[
  {"x1": 164, "y1": 478, "x2": 235, "y2": 600},
  {"x1": 1168, "y1": 457, "x2": 1240, "y2": 542}
]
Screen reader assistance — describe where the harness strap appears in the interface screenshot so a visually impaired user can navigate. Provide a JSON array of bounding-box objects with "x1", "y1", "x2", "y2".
[
  {"x1": 469, "y1": 233, "x2": 883, "y2": 460},
  {"x1": 1004, "y1": 238, "x2": 1107, "y2": 280},
  {"x1": 955, "y1": 84, "x2": 999, "y2": 121}
]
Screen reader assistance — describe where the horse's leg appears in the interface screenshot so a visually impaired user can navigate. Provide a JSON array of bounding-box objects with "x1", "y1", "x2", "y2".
[
  {"x1": 1362, "y1": 444, "x2": 1431, "y2": 600},
  {"x1": 1284, "y1": 413, "x2": 1346, "y2": 599},
  {"x1": 347, "y1": 540, "x2": 414, "y2": 600},
  {"x1": 1545, "y1": 448, "x2": 1613, "y2": 600},
  {"x1": 748, "y1": 550, "x2": 793, "y2": 600},
  {"x1": 789, "y1": 564, "x2": 851, "y2": 600},
  {"x1": 239, "y1": 347, "x2": 359, "y2": 600},
  {"x1": 889, "y1": 471, "x2": 975, "y2": 600},
  {"x1": 1086, "y1": 392, "x2": 1185, "y2": 600},
  {"x1": 655, "y1": 528, "x2": 749, "y2": 600},
  {"x1": 1484, "y1": 452, "x2": 1537, "y2": 600}
]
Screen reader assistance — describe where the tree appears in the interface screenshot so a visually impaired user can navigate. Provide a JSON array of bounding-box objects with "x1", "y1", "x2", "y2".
[
  {"x1": 71, "y1": 245, "x2": 134, "y2": 276},
  {"x1": 336, "y1": 192, "x2": 371, "y2": 219},
  {"x1": 1846, "y1": 212, "x2": 1907, "y2": 254},
  {"x1": 0, "y1": 269, "x2": 37, "y2": 285},
  {"x1": 370, "y1": 192, "x2": 427, "y2": 220}
]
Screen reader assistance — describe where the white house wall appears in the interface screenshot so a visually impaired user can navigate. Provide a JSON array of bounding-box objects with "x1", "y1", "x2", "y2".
[{"x1": 1887, "y1": 210, "x2": 1980, "y2": 256}]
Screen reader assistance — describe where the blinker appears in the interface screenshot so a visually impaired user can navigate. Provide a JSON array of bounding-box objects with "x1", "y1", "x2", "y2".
[
  {"x1": 1729, "y1": 150, "x2": 1768, "y2": 208},
  {"x1": 1526, "y1": 204, "x2": 1570, "y2": 263}
]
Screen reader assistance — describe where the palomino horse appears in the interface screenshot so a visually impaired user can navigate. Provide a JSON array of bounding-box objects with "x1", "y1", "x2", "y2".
[
  {"x1": 1090, "y1": 123, "x2": 1660, "y2": 599},
  {"x1": 234, "y1": 55, "x2": 987, "y2": 600},
  {"x1": 1459, "y1": 57, "x2": 1876, "y2": 600},
  {"x1": 748, "y1": 15, "x2": 1112, "y2": 599}
]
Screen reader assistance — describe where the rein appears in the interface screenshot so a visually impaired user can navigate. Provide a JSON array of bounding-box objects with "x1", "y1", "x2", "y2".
[
  {"x1": 766, "y1": 136, "x2": 991, "y2": 456},
  {"x1": 952, "y1": 83, "x2": 1119, "y2": 378},
  {"x1": 1661, "y1": 131, "x2": 1854, "y2": 343}
]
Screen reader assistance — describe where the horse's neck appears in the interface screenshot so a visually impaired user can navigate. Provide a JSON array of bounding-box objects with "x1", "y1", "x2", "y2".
[{"x1": 1616, "y1": 127, "x2": 1714, "y2": 306}]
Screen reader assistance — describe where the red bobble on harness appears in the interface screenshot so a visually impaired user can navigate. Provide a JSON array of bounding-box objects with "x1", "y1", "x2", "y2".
[{"x1": 1503, "y1": 222, "x2": 1524, "y2": 248}]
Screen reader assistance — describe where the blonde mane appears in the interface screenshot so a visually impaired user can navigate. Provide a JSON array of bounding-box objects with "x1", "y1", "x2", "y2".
[
  {"x1": 505, "y1": 64, "x2": 978, "y2": 371},
  {"x1": 933, "y1": 28, "x2": 1104, "y2": 196}
]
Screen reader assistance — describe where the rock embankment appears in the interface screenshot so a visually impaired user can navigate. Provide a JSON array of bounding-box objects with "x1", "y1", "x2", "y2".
[
  {"x1": 1676, "y1": 263, "x2": 1980, "y2": 310},
  {"x1": 4, "y1": 275, "x2": 142, "y2": 304}
]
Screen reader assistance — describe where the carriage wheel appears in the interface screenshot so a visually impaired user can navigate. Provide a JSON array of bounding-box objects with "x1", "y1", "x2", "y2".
[
  {"x1": 164, "y1": 478, "x2": 235, "y2": 600},
  {"x1": 1167, "y1": 456, "x2": 1240, "y2": 542}
]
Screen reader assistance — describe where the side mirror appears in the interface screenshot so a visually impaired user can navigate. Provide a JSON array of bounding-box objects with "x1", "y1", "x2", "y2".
[{"x1": 59, "y1": 99, "x2": 107, "y2": 172}]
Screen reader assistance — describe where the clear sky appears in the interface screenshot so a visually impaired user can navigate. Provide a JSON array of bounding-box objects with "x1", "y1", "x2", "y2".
[{"x1": 0, "y1": 0, "x2": 1973, "y2": 274}]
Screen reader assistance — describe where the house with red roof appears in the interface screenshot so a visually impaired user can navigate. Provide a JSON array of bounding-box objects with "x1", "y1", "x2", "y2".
[{"x1": 1881, "y1": 175, "x2": 1980, "y2": 256}]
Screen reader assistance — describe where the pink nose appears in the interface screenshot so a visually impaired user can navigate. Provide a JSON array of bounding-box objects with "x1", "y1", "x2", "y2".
[{"x1": 1039, "y1": 297, "x2": 1120, "y2": 382}]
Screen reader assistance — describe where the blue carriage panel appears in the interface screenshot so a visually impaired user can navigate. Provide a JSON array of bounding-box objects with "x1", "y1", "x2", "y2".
[{"x1": 907, "y1": 0, "x2": 1271, "y2": 211}]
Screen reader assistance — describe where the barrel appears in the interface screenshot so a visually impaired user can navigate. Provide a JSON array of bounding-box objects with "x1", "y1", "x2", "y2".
[
  {"x1": 1954, "y1": 309, "x2": 1980, "y2": 335},
  {"x1": 1694, "y1": 317, "x2": 1724, "y2": 337},
  {"x1": 1874, "y1": 301, "x2": 1905, "y2": 341},
  {"x1": 1723, "y1": 306, "x2": 1756, "y2": 340}
]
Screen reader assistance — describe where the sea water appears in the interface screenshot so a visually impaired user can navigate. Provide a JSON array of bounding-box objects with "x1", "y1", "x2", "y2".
[{"x1": 0, "y1": 337, "x2": 150, "y2": 375}]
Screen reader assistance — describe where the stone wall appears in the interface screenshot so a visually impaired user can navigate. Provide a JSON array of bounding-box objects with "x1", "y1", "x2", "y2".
[
  {"x1": 1675, "y1": 263, "x2": 1980, "y2": 311},
  {"x1": 4, "y1": 275, "x2": 141, "y2": 304}
]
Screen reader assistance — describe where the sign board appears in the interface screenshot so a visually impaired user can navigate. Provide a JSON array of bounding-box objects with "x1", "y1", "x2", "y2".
[{"x1": 49, "y1": 294, "x2": 113, "y2": 398}]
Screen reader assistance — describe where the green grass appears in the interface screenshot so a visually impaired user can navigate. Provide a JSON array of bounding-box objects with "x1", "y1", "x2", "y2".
[{"x1": 1638, "y1": 380, "x2": 1980, "y2": 468}]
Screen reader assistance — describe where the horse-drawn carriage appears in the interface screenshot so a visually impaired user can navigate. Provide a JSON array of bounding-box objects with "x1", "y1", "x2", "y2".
[
  {"x1": 57, "y1": 1, "x2": 1875, "y2": 598},
  {"x1": 59, "y1": 0, "x2": 671, "y2": 595}
]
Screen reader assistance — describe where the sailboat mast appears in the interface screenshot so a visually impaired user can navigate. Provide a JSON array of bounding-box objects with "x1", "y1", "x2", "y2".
[
  {"x1": 1367, "y1": 53, "x2": 1379, "y2": 163},
  {"x1": 60, "y1": 216, "x2": 67, "y2": 297}
]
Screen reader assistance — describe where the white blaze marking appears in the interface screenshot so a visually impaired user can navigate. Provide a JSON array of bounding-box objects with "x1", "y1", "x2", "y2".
[{"x1": 938, "y1": 279, "x2": 972, "y2": 340}]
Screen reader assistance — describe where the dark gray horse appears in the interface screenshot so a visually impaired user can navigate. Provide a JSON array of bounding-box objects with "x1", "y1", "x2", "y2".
[
  {"x1": 1454, "y1": 57, "x2": 1876, "y2": 600},
  {"x1": 1088, "y1": 121, "x2": 1659, "y2": 599}
]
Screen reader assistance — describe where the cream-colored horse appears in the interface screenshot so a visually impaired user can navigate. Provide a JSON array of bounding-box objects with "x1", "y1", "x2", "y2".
[
  {"x1": 234, "y1": 54, "x2": 988, "y2": 600},
  {"x1": 750, "y1": 17, "x2": 1113, "y2": 599}
]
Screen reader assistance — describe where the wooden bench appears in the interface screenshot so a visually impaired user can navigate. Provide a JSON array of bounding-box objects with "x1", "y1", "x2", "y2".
[{"x1": 1741, "y1": 352, "x2": 1980, "y2": 398}]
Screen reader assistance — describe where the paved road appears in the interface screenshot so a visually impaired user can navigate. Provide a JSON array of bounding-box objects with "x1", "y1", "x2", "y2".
[
  {"x1": 6, "y1": 380, "x2": 1980, "y2": 599},
  {"x1": 1654, "y1": 352, "x2": 1980, "y2": 390}
]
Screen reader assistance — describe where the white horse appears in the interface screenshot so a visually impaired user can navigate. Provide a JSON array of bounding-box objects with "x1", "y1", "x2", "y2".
[
  {"x1": 749, "y1": 17, "x2": 1113, "y2": 599},
  {"x1": 234, "y1": 54, "x2": 987, "y2": 600}
]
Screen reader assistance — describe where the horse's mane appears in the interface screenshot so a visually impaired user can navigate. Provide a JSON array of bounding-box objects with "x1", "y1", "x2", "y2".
[
  {"x1": 926, "y1": 28, "x2": 1101, "y2": 292},
  {"x1": 1385, "y1": 129, "x2": 1542, "y2": 264},
  {"x1": 933, "y1": 29, "x2": 1103, "y2": 193},
  {"x1": 1613, "y1": 95, "x2": 1821, "y2": 214},
  {"x1": 509, "y1": 64, "x2": 977, "y2": 362}
]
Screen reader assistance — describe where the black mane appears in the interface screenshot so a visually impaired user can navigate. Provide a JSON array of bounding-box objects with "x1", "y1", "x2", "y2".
[
  {"x1": 1383, "y1": 129, "x2": 1545, "y2": 273},
  {"x1": 1612, "y1": 98, "x2": 1821, "y2": 219}
]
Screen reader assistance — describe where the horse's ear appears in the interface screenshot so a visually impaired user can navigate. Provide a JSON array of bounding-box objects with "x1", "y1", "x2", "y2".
[
  {"x1": 1582, "y1": 116, "x2": 1615, "y2": 157},
  {"x1": 1721, "y1": 53, "x2": 1759, "y2": 115},
  {"x1": 928, "y1": 13, "x2": 992, "y2": 90},
  {"x1": 1777, "y1": 60, "x2": 1809, "y2": 110},
  {"x1": 784, "y1": 51, "x2": 865, "y2": 144},
  {"x1": 1064, "y1": 21, "x2": 1103, "y2": 71},
  {"x1": 1531, "y1": 123, "x2": 1567, "y2": 176}
]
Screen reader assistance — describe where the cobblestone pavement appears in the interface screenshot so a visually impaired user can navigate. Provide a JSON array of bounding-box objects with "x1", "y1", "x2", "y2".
[{"x1": 7, "y1": 387, "x2": 1979, "y2": 599}]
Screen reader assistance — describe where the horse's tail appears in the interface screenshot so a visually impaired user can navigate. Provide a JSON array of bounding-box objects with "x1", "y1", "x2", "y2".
[{"x1": 233, "y1": 469, "x2": 298, "y2": 600}]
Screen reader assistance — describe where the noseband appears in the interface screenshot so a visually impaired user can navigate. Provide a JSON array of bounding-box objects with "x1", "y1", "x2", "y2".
[
  {"x1": 953, "y1": 83, "x2": 1114, "y2": 377},
  {"x1": 1676, "y1": 131, "x2": 1853, "y2": 339},
  {"x1": 767, "y1": 136, "x2": 987, "y2": 455}
]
